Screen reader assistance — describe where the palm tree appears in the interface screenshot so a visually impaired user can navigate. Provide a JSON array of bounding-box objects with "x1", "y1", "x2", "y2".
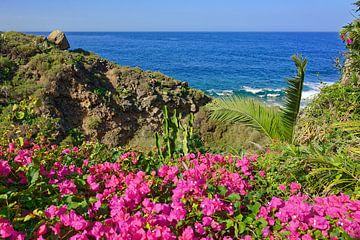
[{"x1": 208, "y1": 55, "x2": 308, "y2": 143}]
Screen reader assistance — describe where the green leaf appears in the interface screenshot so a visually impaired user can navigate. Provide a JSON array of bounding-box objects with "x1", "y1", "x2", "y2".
[
  {"x1": 281, "y1": 54, "x2": 308, "y2": 142},
  {"x1": 235, "y1": 214, "x2": 243, "y2": 222},
  {"x1": 0, "y1": 193, "x2": 8, "y2": 200},
  {"x1": 24, "y1": 214, "x2": 36, "y2": 222},
  {"x1": 258, "y1": 218, "x2": 268, "y2": 228},
  {"x1": 15, "y1": 111, "x2": 25, "y2": 120},
  {"x1": 218, "y1": 186, "x2": 227, "y2": 196},
  {"x1": 250, "y1": 202, "x2": 261, "y2": 214},
  {"x1": 27, "y1": 167, "x2": 40, "y2": 185},
  {"x1": 244, "y1": 216, "x2": 254, "y2": 224},
  {"x1": 239, "y1": 222, "x2": 246, "y2": 234},
  {"x1": 227, "y1": 193, "x2": 241, "y2": 201},
  {"x1": 225, "y1": 219, "x2": 234, "y2": 229},
  {"x1": 234, "y1": 223, "x2": 239, "y2": 238}
]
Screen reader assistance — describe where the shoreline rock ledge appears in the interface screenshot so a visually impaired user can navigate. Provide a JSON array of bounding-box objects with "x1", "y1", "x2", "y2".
[{"x1": 47, "y1": 30, "x2": 70, "y2": 50}]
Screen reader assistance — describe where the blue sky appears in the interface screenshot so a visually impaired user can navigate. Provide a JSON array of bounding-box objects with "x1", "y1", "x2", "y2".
[{"x1": 0, "y1": 0, "x2": 355, "y2": 32}]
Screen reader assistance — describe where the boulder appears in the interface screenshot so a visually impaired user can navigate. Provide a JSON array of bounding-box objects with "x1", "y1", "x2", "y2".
[{"x1": 47, "y1": 30, "x2": 70, "y2": 50}]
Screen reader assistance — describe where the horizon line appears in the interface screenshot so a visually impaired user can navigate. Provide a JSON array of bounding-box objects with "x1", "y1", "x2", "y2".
[{"x1": 19, "y1": 30, "x2": 340, "y2": 33}]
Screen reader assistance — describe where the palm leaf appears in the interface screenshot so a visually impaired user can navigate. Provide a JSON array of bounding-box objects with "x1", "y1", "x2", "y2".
[
  {"x1": 208, "y1": 97, "x2": 282, "y2": 140},
  {"x1": 333, "y1": 121, "x2": 360, "y2": 135},
  {"x1": 281, "y1": 55, "x2": 308, "y2": 142},
  {"x1": 333, "y1": 121, "x2": 360, "y2": 156}
]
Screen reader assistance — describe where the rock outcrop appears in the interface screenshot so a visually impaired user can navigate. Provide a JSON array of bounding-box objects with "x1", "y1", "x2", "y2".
[
  {"x1": 47, "y1": 30, "x2": 70, "y2": 50},
  {"x1": 0, "y1": 31, "x2": 211, "y2": 147}
]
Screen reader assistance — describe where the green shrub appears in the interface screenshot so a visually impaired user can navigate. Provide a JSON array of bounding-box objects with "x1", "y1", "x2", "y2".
[
  {"x1": 0, "y1": 56, "x2": 16, "y2": 82},
  {"x1": 295, "y1": 82, "x2": 360, "y2": 152},
  {"x1": 86, "y1": 115, "x2": 102, "y2": 130}
]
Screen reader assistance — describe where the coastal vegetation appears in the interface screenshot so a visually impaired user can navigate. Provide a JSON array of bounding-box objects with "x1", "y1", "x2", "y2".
[{"x1": 0, "y1": 2, "x2": 360, "y2": 239}]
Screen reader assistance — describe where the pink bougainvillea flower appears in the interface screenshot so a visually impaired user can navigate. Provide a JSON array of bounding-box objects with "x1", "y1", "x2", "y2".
[
  {"x1": 11, "y1": 232, "x2": 26, "y2": 240},
  {"x1": 309, "y1": 216, "x2": 330, "y2": 230},
  {"x1": 58, "y1": 179, "x2": 77, "y2": 195},
  {"x1": 278, "y1": 184, "x2": 286, "y2": 192},
  {"x1": 83, "y1": 159, "x2": 89, "y2": 167},
  {"x1": 61, "y1": 149, "x2": 71, "y2": 155},
  {"x1": 14, "y1": 150, "x2": 32, "y2": 166},
  {"x1": 37, "y1": 224, "x2": 47, "y2": 236},
  {"x1": 194, "y1": 222, "x2": 205, "y2": 235},
  {"x1": 179, "y1": 226, "x2": 194, "y2": 240},
  {"x1": 258, "y1": 170, "x2": 266, "y2": 177},
  {"x1": 0, "y1": 160, "x2": 11, "y2": 177},
  {"x1": 347, "y1": 38, "x2": 354, "y2": 45},
  {"x1": 7, "y1": 143, "x2": 16, "y2": 153},
  {"x1": 0, "y1": 218, "x2": 15, "y2": 238},
  {"x1": 241, "y1": 235, "x2": 253, "y2": 240},
  {"x1": 45, "y1": 205, "x2": 59, "y2": 219},
  {"x1": 262, "y1": 226, "x2": 271, "y2": 237},
  {"x1": 18, "y1": 172, "x2": 28, "y2": 185},
  {"x1": 289, "y1": 182, "x2": 301, "y2": 193},
  {"x1": 50, "y1": 222, "x2": 61, "y2": 235}
]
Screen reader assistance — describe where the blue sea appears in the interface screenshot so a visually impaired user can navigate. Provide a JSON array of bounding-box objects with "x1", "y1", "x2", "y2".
[{"x1": 34, "y1": 32, "x2": 344, "y2": 104}]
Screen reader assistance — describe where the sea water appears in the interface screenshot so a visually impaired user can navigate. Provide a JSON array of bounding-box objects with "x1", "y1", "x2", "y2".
[{"x1": 34, "y1": 32, "x2": 344, "y2": 105}]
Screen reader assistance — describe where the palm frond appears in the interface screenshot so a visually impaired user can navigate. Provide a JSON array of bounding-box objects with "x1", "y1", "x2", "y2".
[
  {"x1": 333, "y1": 121, "x2": 360, "y2": 135},
  {"x1": 281, "y1": 55, "x2": 308, "y2": 142},
  {"x1": 208, "y1": 97, "x2": 282, "y2": 140},
  {"x1": 333, "y1": 121, "x2": 360, "y2": 156}
]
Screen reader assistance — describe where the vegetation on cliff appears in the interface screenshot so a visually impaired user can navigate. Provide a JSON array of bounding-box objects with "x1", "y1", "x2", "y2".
[{"x1": 0, "y1": 31, "x2": 210, "y2": 149}]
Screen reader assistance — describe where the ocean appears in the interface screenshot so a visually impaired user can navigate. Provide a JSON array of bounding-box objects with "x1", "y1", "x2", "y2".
[{"x1": 34, "y1": 32, "x2": 344, "y2": 105}]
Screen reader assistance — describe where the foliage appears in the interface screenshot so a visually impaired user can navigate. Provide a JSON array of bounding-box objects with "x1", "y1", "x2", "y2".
[
  {"x1": 155, "y1": 106, "x2": 198, "y2": 161},
  {"x1": 281, "y1": 55, "x2": 307, "y2": 141},
  {"x1": 0, "y1": 97, "x2": 59, "y2": 146},
  {"x1": 209, "y1": 55, "x2": 307, "y2": 143},
  {"x1": 60, "y1": 128, "x2": 85, "y2": 147},
  {"x1": 305, "y1": 144, "x2": 360, "y2": 198},
  {"x1": 339, "y1": 2, "x2": 360, "y2": 84},
  {"x1": 295, "y1": 82, "x2": 360, "y2": 152},
  {"x1": 0, "y1": 56, "x2": 16, "y2": 82},
  {"x1": 257, "y1": 142, "x2": 360, "y2": 199},
  {"x1": 333, "y1": 120, "x2": 360, "y2": 156},
  {"x1": 208, "y1": 97, "x2": 282, "y2": 140},
  {"x1": 0, "y1": 142, "x2": 359, "y2": 239}
]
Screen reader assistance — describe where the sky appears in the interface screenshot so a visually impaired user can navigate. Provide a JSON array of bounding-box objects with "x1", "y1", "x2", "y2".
[{"x1": 0, "y1": 0, "x2": 356, "y2": 32}]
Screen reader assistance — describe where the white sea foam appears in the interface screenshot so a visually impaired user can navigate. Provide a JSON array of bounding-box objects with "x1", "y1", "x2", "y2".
[
  {"x1": 267, "y1": 93, "x2": 281, "y2": 98},
  {"x1": 242, "y1": 86, "x2": 264, "y2": 94},
  {"x1": 206, "y1": 89, "x2": 234, "y2": 96},
  {"x1": 301, "y1": 90, "x2": 319, "y2": 100},
  {"x1": 264, "y1": 88, "x2": 283, "y2": 92},
  {"x1": 242, "y1": 86, "x2": 284, "y2": 94}
]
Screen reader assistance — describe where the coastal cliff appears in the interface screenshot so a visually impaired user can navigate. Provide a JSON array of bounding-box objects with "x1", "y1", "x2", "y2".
[{"x1": 0, "y1": 31, "x2": 210, "y2": 147}]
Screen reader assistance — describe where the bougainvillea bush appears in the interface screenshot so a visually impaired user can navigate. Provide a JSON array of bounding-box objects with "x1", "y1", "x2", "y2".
[{"x1": 0, "y1": 142, "x2": 359, "y2": 239}]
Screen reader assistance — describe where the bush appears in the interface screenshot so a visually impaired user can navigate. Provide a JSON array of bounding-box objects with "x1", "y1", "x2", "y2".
[
  {"x1": 0, "y1": 141, "x2": 359, "y2": 239},
  {"x1": 295, "y1": 82, "x2": 360, "y2": 153},
  {"x1": 0, "y1": 56, "x2": 16, "y2": 82}
]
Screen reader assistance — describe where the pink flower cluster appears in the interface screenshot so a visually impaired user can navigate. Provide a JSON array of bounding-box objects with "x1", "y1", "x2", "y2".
[
  {"x1": 1, "y1": 142, "x2": 359, "y2": 240},
  {"x1": 258, "y1": 194, "x2": 360, "y2": 239},
  {"x1": 0, "y1": 219, "x2": 25, "y2": 239}
]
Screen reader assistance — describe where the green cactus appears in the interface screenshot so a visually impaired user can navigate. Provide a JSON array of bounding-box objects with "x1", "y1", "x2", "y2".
[{"x1": 155, "y1": 106, "x2": 195, "y2": 161}]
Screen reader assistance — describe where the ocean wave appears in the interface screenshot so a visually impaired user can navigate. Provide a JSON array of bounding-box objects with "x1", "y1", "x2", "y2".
[
  {"x1": 267, "y1": 93, "x2": 281, "y2": 98},
  {"x1": 242, "y1": 86, "x2": 264, "y2": 94},
  {"x1": 206, "y1": 89, "x2": 234, "y2": 96},
  {"x1": 242, "y1": 86, "x2": 284, "y2": 94}
]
